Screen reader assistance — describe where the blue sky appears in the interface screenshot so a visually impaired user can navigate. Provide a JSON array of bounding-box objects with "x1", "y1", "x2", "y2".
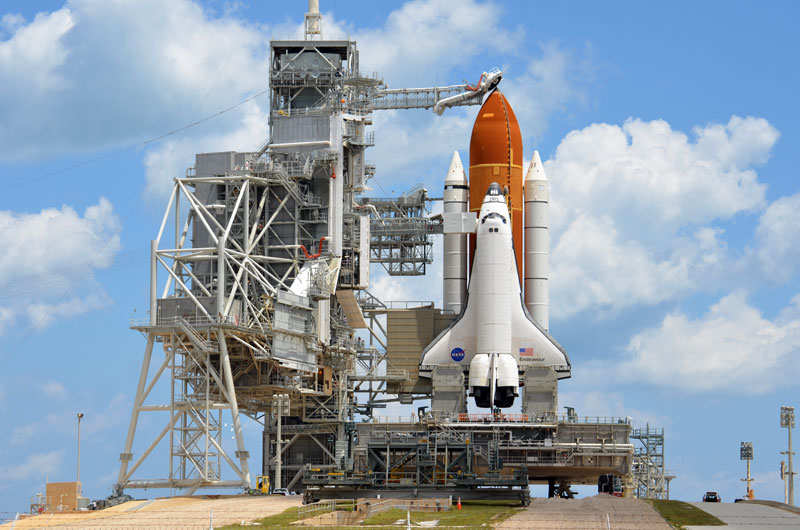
[{"x1": 1, "y1": 0, "x2": 799, "y2": 515}]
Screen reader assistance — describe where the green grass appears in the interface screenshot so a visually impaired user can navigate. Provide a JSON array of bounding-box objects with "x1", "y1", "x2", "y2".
[
  {"x1": 218, "y1": 506, "x2": 301, "y2": 529},
  {"x1": 645, "y1": 499, "x2": 726, "y2": 529},
  {"x1": 218, "y1": 500, "x2": 522, "y2": 529}
]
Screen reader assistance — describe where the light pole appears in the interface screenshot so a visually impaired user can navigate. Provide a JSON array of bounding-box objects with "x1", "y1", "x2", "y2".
[
  {"x1": 740, "y1": 442, "x2": 753, "y2": 499},
  {"x1": 781, "y1": 406, "x2": 795, "y2": 506},
  {"x1": 782, "y1": 460, "x2": 788, "y2": 504},
  {"x1": 77, "y1": 412, "x2": 84, "y2": 495}
]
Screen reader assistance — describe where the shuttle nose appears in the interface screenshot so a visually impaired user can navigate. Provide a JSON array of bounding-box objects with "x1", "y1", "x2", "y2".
[{"x1": 485, "y1": 182, "x2": 502, "y2": 197}]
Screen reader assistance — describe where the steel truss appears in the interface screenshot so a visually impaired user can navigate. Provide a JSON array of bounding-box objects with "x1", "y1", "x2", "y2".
[
  {"x1": 631, "y1": 425, "x2": 674, "y2": 499},
  {"x1": 116, "y1": 162, "x2": 351, "y2": 493}
]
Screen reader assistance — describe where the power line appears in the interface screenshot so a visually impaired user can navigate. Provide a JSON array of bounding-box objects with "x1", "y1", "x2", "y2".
[
  {"x1": 0, "y1": 87, "x2": 270, "y2": 193},
  {"x1": 0, "y1": 248, "x2": 150, "y2": 301}
]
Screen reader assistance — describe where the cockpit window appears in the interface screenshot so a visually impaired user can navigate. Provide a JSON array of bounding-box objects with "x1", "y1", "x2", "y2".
[{"x1": 481, "y1": 212, "x2": 506, "y2": 223}]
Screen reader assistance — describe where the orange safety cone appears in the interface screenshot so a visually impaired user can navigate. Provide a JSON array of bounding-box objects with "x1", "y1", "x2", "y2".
[{"x1": 457, "y1": 497, "x2": 462, "y2": 510}]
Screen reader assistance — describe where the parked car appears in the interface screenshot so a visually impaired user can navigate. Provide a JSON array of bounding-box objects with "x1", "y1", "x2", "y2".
[
  {"x1": 272, "y1": 488, "x2": 290, "y2": 496},
  {"x1": 598, "y1": 474, "x2": 623, "y2": 497},
  {"x1": 703, "y1": 491, "x2": 721, "y2": 502}
]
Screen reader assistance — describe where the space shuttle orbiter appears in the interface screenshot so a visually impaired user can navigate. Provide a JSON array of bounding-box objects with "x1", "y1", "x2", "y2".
[{"x1": 419, "y1": 182, "x2": 570, "y2": 409}]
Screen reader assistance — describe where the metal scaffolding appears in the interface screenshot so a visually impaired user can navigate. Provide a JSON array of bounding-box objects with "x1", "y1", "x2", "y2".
[
  {"x1": 631, "y1": 425, "x2": 674, "y2": 499},
  {"x1": 360, "y1": 185, "x2": 440, "y2": 276}
]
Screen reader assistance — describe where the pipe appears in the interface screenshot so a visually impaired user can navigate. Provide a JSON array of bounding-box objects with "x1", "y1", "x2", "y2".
[{"x1": 300, "y1": 237, "x2": 327, "y2": 259}]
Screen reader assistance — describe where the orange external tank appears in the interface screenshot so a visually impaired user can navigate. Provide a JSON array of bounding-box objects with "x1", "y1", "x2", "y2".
[{"x1": 468, "y1": 90, "x2": 524, "y2": 281}]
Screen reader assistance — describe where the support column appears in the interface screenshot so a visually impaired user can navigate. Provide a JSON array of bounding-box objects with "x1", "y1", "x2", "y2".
[
  {"x1": 217, "y1": 238, "x2": 226, "y2": 319},
  {"x1": 150, "y1": 240, "x2": 157, "y2": 325},
  {"x1": 276, "y1": 398, "x2": 283, "y2": 489},
  {"x1": 116, "y1": 335, "x2": 156, "y2": 490},
  {"x1": 218, "y1": 331, "x2": 251, "y2": 488}
]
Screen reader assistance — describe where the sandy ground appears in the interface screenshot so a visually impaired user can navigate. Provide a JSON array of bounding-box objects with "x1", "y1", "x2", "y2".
[
  {"x1": 496, "y1": 495, "x2": 672, "y2": 530},
  {"x1": 0, "y1": 495, "x2": 301, "y2": 529}
]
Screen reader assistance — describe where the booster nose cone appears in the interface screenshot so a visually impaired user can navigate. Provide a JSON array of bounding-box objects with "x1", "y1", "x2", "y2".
[
  {"x1": 445, "y1": 151, "x2": 467, "y2": 186},
  {"x1": 524, "y1": 150, "x2": 546, "y2": 182}
]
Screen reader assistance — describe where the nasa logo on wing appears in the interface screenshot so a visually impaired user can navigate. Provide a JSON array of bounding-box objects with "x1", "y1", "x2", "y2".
[{"x1": 450, "y1": 347, "x2": 465, "y2": 362}]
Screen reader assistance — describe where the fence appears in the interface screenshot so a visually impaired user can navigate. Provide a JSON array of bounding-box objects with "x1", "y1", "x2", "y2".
[
  {"x1": 364, "y1": 498, "x2": 452, "y2": 517},
  {"x1": 297, "y1": 498, "x2": 356, "y2": 518},
  {"x1": 298, "y1": 498, "x2": 452, "y2": 521}
]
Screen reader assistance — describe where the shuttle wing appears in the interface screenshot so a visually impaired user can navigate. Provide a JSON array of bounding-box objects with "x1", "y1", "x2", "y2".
[
  {"x1": 419, "y1": 293, "x2": 478, "y2": 372},
  {"x1": 419, "y1": 289, "x2": 571, "y2": 379}
]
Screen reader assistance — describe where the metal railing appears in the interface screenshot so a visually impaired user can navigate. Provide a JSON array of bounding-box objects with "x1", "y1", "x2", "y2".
[
  {"x1": 364, "y1": 499, "x2": 393, "y2": 516},
  {"x1": 379, "y1": 300, "x2": 435, "y2": 310},
  {"x1": 298, "y1": 498, "x2": 356, "y2": 518},
  {"x1": 456, "y1": 413, "x2": 533, "y2": 423},
  {"x1": 365, "y1": 498, "x2": 451, "y2": 516},
  {"x1": 369, "y1": 415, "x2": 423, "y2": 424},
  {"x1": 271, "y1": 34, "x2": 352, "y2": 42},
  {"x1": 130, "y1": 315, "x2": 244, "y2": 328}
]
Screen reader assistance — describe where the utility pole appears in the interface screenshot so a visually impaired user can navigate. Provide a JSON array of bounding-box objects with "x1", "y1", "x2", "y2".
[
  {"x1": 740, "y1": 442, "x2": 754, "y2": 499},
  {"x1": 781, "y1": 406, "x2": 795, "y2": 506},
  {"x1": 77, "y1": 412, "x2": 84, "y2": 495}
]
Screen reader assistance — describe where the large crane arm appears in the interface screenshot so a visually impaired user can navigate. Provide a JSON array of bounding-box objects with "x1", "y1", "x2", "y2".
[{"x1": 370, "y1": 69, "x2": 502, "y2": 114}]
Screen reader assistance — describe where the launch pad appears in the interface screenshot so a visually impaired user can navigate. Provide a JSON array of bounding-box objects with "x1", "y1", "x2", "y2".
[
  {"x1": 299, "y1": 413, "x2": 633, "y2": 505},
  {"x1": 113, "y1": 1, "x2": 647, "y2": 504}
]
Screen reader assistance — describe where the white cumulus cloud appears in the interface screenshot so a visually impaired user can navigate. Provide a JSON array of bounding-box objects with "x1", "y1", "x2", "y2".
[
  {"x1": 356, "y1": 0, "x2": 517, "y2": 87},
  {"x1": 0, "y1": 0, "x2": 268, "y2": 161},
  {"x1": 546, "y1": 116, "x2": 778, "y2": 318},
  {"x1": 753, "y1": 192, "x2": 800, "y2": 283},
  {"x1": 0, "y1": 198, "x2": 120, "y2": 333},
  {"x1": 616, "y1": 291, "x2": 800, "y2": 393},
  {"x1": 0, "y1": 450, "x2": 64, "y2": 482}
]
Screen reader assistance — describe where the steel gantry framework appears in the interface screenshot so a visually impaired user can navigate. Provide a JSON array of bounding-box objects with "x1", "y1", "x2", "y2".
[
  {"x1": 631, "y1": 425, "x2": 674, "y2": 499},
  {"x1": 115, "y1": 5, "x2": 500, "y2": 494}
]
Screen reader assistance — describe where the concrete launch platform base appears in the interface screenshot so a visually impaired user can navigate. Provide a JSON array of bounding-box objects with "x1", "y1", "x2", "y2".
[{"x1": 295, "y1": 413, "x2": 634, "y2": 505}]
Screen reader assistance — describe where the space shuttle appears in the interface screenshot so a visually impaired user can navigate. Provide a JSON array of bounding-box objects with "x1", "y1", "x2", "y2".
[
  {"x1": 420, "y1": 90, "x2": 571, "y2": 411},
  {"x1": 420, "y1": 182, "x2": 570, "y2": 408}
]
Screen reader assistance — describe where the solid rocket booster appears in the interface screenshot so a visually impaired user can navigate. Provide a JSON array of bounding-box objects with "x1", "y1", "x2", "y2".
[
  {"x1": 524, "y1": 150, "x2": 549, "y2": 331},
  {"x1": 443, "y1": 151, "x2": 468, "y2": 314},
  {"x1": 468, "y1": 90, "x2": 524, "y2": 281}
]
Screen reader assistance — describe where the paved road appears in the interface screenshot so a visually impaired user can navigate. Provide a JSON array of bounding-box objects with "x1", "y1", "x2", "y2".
[
  {"x1": 688, "y1": 501, "x2": 800, "y2": 529},
  {"x1": 496, "y1": 495, "x2": 671, "y2": 530}
]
